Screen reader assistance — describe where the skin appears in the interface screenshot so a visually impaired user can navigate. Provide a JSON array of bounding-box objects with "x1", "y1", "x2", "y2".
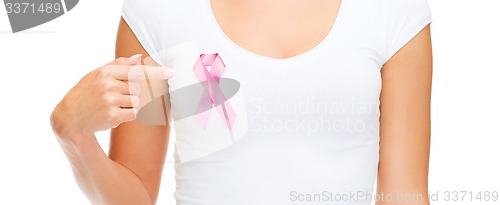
[
  {"x1": 50, "y1": 0, "x2": 432, "y2": 204},
  {"x1": 377, "y1": 25, "x2": 432, "y2": 205},
  {"x1": 50, "y1": 25, "x2": 175, "y2": 204}
]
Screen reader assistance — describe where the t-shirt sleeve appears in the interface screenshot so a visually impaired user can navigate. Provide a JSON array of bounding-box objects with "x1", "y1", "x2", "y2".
[
  {"x1": 121, "y1": 0, "x2": 165, "y2": 65},
  {"x1": 383, "y1": 0, "x2": 432, "y2": 63}
]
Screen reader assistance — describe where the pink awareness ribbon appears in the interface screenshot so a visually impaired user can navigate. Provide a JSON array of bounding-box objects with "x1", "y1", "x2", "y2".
[{"x1": 193, "y1": 53, "x2": 236, "y2": 131}]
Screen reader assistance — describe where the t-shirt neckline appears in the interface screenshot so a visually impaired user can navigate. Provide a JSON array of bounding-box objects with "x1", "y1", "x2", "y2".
[{"x1": 205, "y1": 0, "x2": 346, "y2": 65}]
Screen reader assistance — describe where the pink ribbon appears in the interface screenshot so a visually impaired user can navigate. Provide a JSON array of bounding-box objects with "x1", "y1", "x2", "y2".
[{"x1": 193, "y1": 53, "x2": 236, "y2": 131}]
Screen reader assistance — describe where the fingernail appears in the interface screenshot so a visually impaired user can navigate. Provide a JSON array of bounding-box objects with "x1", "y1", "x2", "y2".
[{"x1": 127, "y1": 54, "x2": 142, "y2": 64}]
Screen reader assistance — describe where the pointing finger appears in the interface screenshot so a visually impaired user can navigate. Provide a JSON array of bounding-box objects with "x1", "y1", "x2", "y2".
[{"x1": 106, "y1": 65, "x2": 176, "y2": 81}]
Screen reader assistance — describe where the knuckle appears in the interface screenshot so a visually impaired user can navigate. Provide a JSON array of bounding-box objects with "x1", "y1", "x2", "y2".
[
  {"x1": 102, "y1": 94, "x2": 116, "y2": 105},
  {"x1": 96, "y1": 67, "x2": 111, "y2": 78},
  {"x1": 105, "y1": 109, "x2": 118, "y2": 123},
  {"x1": 101, "y1": 80, "x2": 116, "y2": 91}
]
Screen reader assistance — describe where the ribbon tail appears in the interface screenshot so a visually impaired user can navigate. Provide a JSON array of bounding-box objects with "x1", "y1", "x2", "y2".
[
  {"x1": 216, "y1": 102, "x2": 236, "y2": 131},
  {"x1": 212, "y1": 84, "x2": 236, "y2": 131},
  {"x1": 196, "y1": 88, "x2": 213, "y2": 129}
]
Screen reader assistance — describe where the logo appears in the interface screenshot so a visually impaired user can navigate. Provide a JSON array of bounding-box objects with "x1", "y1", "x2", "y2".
[{"x1": 3, "y1": 0, "x2": 78, "y2": 33}]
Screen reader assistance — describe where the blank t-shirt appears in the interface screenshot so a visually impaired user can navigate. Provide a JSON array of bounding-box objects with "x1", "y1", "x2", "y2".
[{"x1": 121, "y1": 0, "x2": 432, "y2": 204}]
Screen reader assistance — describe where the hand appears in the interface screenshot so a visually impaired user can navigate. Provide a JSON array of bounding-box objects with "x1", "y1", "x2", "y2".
[{"x1": 50, "y1": 54, "x2": 176, "y2": 141}]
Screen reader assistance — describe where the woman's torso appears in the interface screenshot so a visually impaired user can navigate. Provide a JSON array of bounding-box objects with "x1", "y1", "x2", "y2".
[
  {"x1": 166, "y1": 0, "x2": 381, "y2": 203},
  {"x1": 121, "y1": 0, "x2": 431, "y2": 203}
]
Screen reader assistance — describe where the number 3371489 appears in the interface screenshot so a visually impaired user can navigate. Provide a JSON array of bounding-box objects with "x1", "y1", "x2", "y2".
[{"x1": 5, "y1": 3, "x2": 62, "y2": 14}]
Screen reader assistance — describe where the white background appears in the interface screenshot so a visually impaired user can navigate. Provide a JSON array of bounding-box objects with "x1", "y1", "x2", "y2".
[{"x1": 0, "y1": 0, "x2": 499, "y2": 204}]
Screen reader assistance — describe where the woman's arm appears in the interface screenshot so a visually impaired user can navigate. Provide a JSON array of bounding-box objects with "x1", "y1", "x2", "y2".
[
  {"x1": 50, "y1": 18, "x2": 172, "y2": 205},
  {"x1": 377, "y1": 24, "x2": 433, "y2": 205},
  {"x1": 109, "y1": 17, "x2": 171, "y2": 203}
]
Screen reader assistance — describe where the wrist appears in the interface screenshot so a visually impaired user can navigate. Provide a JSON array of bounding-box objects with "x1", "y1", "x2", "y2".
[{"x1": 50, "y1": 100, "x2": 90, "y2": 144}]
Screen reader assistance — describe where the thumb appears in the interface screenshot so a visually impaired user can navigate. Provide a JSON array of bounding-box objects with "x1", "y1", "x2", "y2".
[
  {"x1": 126, "y1": 54, "x2": 143, "y2": 65},
  {"x1": 111, "y1": 54, "x2": 142, "y2": 66}
]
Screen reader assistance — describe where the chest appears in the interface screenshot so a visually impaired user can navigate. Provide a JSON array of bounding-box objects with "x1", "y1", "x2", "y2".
[{"x1": 209, "y1": 0, "x2": 342, "y2": 59}]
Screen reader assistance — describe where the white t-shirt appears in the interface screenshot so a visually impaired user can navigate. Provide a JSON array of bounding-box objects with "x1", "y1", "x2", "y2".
[{"x1": 121, "y1": 0, "x2": 432, "y2": 204}]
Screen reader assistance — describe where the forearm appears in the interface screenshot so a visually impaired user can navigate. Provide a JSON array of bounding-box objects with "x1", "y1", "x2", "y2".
[{"x1": 56, "y1": 132, "x2": 153, "y2": 205}]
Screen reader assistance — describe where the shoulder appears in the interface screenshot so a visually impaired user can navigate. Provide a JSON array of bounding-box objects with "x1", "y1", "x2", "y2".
[
  {"x1": 121, "y1": 0, "x2": 169, "y2": 21},
  {"x1": 381, "y1": 0, "x2": 433, "y2": 64},
  {"x1": 120, "y1": 0, "x2": 172, "y2": 65}
]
